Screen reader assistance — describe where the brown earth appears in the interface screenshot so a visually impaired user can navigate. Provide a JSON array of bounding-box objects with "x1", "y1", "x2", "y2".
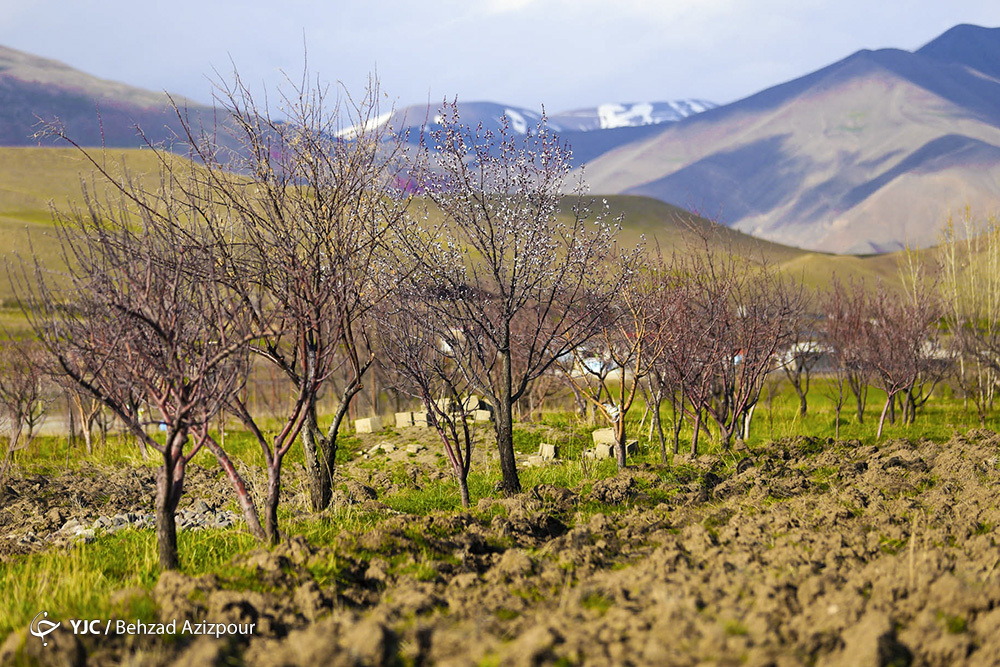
[{"x1": 4, "y1": 431, "x2": 1000, "y2": 665}]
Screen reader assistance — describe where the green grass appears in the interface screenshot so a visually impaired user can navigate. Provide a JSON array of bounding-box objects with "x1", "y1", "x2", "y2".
[
  {"x1": 0, "y1": 146, "x2": 929, "y2": 309},
  {"x1": 1, "y1": 375, "x2": 997, "y2": 644},
  {"x1": 0, "y1": 528, "x2": 258, "y2": 638}
]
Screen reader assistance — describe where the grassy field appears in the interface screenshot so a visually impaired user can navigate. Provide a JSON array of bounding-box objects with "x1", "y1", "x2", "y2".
[
  {"x1": 0, "y1": 146, "x2": 923, "y2": 308},
  {"x1": 3, "y1": 372, "x2": 1000, "y2": 665},
  {"x1": 0, "y1": 375, "x2": 989, "y2": 632}
]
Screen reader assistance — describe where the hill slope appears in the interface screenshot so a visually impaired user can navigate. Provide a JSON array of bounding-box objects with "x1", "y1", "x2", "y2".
[
  {"x1": 579, "y1": 25, "x2": 1000, "y2": 254},
  {"x1": 0, "y1": 148, "x2": 911, "y2": 308},
  {"x1": 0, "y1": 44, "x2": 212, "y2": 148}
]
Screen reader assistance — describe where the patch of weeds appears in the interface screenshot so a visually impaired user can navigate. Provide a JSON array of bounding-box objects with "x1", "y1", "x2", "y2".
[
  {"x1": 513, "y1": 428, "x2": 546, "y2": 455},
  {"x1": 307, "y1": 557, "x2": 355, "y2": 589},
  {"x1": 809, "y1": 465, "x2": 838, "y2": 492},
  {"x1": 511, "y1": 586, "x2": 546, "y2": 603},
  {"x1": 660, "y1": 464, "x2": 700, "y2": 485},
  {"x1": 494, "y1": 607, "x2": 521, "y2": 621},
  {"x1": 581, "y1": 592, "x2": 613, "y2": 615},
  {"x1": 973, "y1": 521, "x2": 994, "y2": 536},
  {"x1": 397, "y1": 560, "x2": 439, "y2": 583},
  {"x1": 762, "y1": 494, "x2": 787, "y2": 507},
  {"x1": 703, "y1": 508, "x2": 735, "y2": 531},
  {"x1": 840, "y1": 502, "x2": 863, "y2": 519},
  {"x1": 879, "y1": 535, "x2": 908, "y2": 555},
  {"x1": 723, "y1": 619, "x2": 749, "y2": 636},
  {"x1": 937, "y1": 611, "x2": 968, "y2": 634},
  {"x1": 576, "y1": 499, "x2": 629, "y2": 520}
]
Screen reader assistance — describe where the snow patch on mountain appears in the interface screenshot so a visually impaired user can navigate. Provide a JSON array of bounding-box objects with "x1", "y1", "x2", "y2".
[
  {"x1": 550, "y1": 100, "x2": 717, "y2": 131},
  {"x1": 335, "y1": 111, "x2": 393, "y2": 139},
  {"x1": 598, "y1": 103, "x2": 654, "y2": 129},
  {"x1": 503, "y1": 108, "x2": 529, "y2": 133}
]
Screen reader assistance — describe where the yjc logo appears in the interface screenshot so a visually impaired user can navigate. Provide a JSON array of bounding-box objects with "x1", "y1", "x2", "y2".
[{"x1": 29, "y1": 611, "x2": 61, "y2": 647}]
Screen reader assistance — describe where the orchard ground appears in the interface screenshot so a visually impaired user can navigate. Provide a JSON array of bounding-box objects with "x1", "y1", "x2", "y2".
[{"x1": 2, "y1": 382, "x2": 1000, "y2": 665}]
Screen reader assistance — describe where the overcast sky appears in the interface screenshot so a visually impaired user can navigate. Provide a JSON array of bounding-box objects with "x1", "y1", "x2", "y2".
[{"x1": 2, "y1": 1, "x2": 999, "y2": 112}]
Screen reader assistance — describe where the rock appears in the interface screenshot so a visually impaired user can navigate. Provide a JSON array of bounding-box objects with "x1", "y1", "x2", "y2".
[
  {"x1": 193, "y1": 499, "x2": 212, "y2": 513},
  {"x1": 395, "y1": 411, "x2": 414, "y2": 428},
  {"x1": 538, "y1": 443, "x2": 558, "y2": 460},
  {"x1": 405, "y1": 444, "x2": 425, "y2": 454},
  {"x1": 592, "y1": 428, "x2": 616, "y2": 445},
  {"x1": 60, "y1": 518, "x2": 82, "y2": 533},
  {"x1": 355, "y1": 416, "x2": 383, "y2": 433},
  {"x1": 45, "y1": 507, "x2": 65, "y2": 525}
]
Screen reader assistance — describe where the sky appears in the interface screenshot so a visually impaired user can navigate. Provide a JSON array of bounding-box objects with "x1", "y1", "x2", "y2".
[{"x1": 2, "y1": 0, "x2": 1000, "y2": 113}]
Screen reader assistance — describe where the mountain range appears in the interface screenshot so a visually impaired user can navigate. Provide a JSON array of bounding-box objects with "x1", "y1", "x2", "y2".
[
  {"x1": 579, "y1": 24, "x2": 1000, "y2": 253},
  {"x1": 3, "y1": 26, "x2": 1000, "y2": 253}
]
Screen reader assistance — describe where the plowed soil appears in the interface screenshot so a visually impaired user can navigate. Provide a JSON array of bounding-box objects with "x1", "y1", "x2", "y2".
[{"x1": 5, "y1": 431, "x2": 1000, "y2": 666}]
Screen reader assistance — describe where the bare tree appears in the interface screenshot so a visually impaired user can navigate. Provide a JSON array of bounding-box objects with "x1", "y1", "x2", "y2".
[
  {"x1": 820, "y1": 283, "x2": 859, "y2": 440},
  {"x1": 15, "y1": 154, "x2": 264, "y2": 569},
  {"x1": 0, "y1": 343, "x2": 48, "y2": 495},
  {"x1": 863, "y1": 281, "x2": 943, "y2": 439},
  {"x1": 938, "y1": 209, "x2": 1000, "y2": 424},
  {"x1": 377, "y1": 297, "x2": 476, "y2": 507},
  {"x1": 563, "y1": 257, "x2": 676, "y2": 469},
  {"x1": 404, "y1": 104, "x2": 625, "y2": 494},
  {"x1": 822, "y1": 279, "x2": 873, "y2": 426},
  {"x1": 674, "y1": 244, "x2": 802, "y2": 450},
  {"x1": 173, "y1": 70, "x2": 412, "y2": 514},
  {"x1": 779, "y1": 300, "x2": 821, "y2": 417}
]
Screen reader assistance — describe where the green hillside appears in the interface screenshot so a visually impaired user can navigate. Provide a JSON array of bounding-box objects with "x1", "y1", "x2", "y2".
[{"x1": 0, "y1": 147, "x2": 913, "y2": 313}]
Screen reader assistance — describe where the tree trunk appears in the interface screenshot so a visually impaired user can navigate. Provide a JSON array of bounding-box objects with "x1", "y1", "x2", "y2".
[
  {"x1": 672, "y1": 391, "x2": 683, "y2": 456},
  {"x1": 614, "y1": 418, "x2": 627, "y2": 470},
  {"x1": 204, "y1": 439, "x2": 265, "y2": 540},
  {"x1": 81, "y1": 416, "x2": 93, "y2": 456},
  {"x1": 691, "y1": 410, "x2": 701, "y2": 456},
  {"x1": 496, "y1": 349, "x2": 521, "y2": 495},
  {"x1": 742, "y1": 403, "x2": 756, "y2": 441},
  {"x1": 154, "y1": 455, "x2": 183, "y2": 570},
  {"x1": 322, "y1": 391, "x2": 356, "y2": 501},
  {"x1": 495, "y1": 398, "x2": 520, "y2": 495},
  {"x1": 264, "y1": 461, "x2": 282, "y2": 545},
  {"x1": 459, "y1": 473, "x2": 470, "y2": 508},
  {"x1": 876, "y1": 395, "x2": 893, "y2": 440},
  {"x1": 797, "y1": 390, "x2": 808, "y2": 417},
  {"x1": 652, "y1": 388, "x2": 667, "y2": 464},
  {"x1": 300, "y1": 400, "x2": 328, "y2": 511},
  {"x1": 834, "y1": 403, "x2": 842, "y2": 440},
  {"x1": 301, "y1": 383, "x2": 361, "y2": 511}
]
